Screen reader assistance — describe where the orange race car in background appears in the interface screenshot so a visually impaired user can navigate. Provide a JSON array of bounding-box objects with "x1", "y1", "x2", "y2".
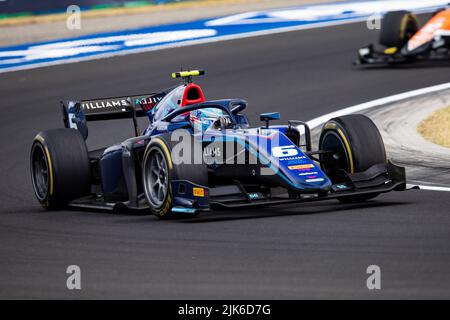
[{"x1": 356, "y1": 6, "x2": 450, "y2": 65}]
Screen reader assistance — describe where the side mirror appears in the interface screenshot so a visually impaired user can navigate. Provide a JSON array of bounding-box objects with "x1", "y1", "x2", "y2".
[
  {"x1": 260, "y1": 112, "x2": 280, "y2": 128},
  {"x1": 230, "y1": 101, "x2": 247, "y2": 114}
]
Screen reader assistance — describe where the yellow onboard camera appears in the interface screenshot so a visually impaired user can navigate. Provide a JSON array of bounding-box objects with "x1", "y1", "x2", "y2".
[{"x1": 171, "y1": 70, "x2": 205, "y2": 83}]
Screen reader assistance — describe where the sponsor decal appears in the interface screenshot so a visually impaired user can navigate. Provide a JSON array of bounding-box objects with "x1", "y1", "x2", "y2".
[
  {"x1": 305, "y1": 178, "x2": 325, "y2": 183},
  {"x1": 248, "y1": 192, "x2": 263, "y2": 200},
  {"x1": 279, "y1": 156, "x2": 307, "y2": 161},
  {"x1": 82, "y1": 99, "x2": 129, "y2": 110},
  {"x1": 193, "y1": 187, "x2": 205, "y2": 197},
  {"x1": 299, "y1": 171, "x2": 318, "y2": 176},
  {"x1": 288, "y1": 164, "x2": 314, "y2": 170},
  {"x1": 135, "y1": 93, "x2": 165, "y2": 112}
]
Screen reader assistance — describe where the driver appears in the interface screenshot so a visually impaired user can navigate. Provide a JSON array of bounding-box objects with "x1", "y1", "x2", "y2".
[{"x1": 189, "y1": 108, "x2": 232, "y2": 132}]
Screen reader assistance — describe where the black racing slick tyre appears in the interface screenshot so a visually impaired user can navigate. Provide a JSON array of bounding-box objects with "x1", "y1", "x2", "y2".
[
  {"x1": 142, "y1": 135, "x2": 208, "y2": 218},
  {"x1": 318, "y1": 114, "x2": 387, "y2": 203},
  {"x1": 379, "y1": 10, "x2": 419, "y2": 48},
  {"x1": 30, "y1": 128, "x2": 91, "y2": 209}
]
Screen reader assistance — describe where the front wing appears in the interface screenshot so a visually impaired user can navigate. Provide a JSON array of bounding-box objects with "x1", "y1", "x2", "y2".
[
  {"x1": 208, "y1": 161, "x2": 406, "y2": 209},
  {"x1": 355, "y1": 41, "x2": 450, "y2": 65},
  {"x1": 67, "y1": 161, "x2": 407, "y2": 213}
]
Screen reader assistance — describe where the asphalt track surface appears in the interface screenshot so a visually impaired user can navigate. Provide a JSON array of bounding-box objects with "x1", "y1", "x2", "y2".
[{"x1": 1, "y1": 16, "x2": 450, "y2": 299}]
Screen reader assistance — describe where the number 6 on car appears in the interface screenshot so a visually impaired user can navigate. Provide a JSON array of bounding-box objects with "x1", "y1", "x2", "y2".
[{"x1": 272, "y1": 146, "x2": 299, "y2": 157}]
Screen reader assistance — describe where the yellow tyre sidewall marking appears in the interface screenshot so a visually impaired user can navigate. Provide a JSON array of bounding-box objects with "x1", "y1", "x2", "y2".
[
  {"x1": 152, "y1": 138, "x2": 173, "y2": 170},
  {"x1": 400, "y1": 15, "x2": 408, "y2": 40},
  {"x1": 400, "y1": 14, "x2": 417, "y2": 40},
  {"x1": 336, "y1": 128, "x2": 355, "y2": 174},
  {"x1": 44, "y1": 146, "x2": 54, "y2": 196},
  {"x1": 150, "y1": 138, "x2": 173, "y2": 216},
  {"x1": 35, "y1": 135, "x2": 54, "y2": 196}
]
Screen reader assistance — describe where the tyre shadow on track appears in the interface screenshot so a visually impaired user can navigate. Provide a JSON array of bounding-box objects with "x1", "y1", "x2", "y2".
[{"x1": 178, "y1": 200, "x2": 409, "y2": 223}]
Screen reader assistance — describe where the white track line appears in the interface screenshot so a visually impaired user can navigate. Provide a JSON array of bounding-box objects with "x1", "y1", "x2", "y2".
[
  {"x1": 415, "y1": 185, "x2": 450, "y2": 192},
  {"x1": 306, "y1": 82, "x2": 450, "y2": 129},
  {"x1": 305, "y1": 82, "x2": 450, "y2": 192}
]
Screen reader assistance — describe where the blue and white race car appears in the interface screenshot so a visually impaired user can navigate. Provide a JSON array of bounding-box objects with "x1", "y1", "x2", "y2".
[{"x1": 30, "y1": 70, "x2": 406, "y2": 218}]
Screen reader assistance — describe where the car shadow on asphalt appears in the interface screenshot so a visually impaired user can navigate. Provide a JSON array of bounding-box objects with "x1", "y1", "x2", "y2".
[
  {"x1": 177, "y1": 200, "x2": 409, "y2": 223},
  {"x1": 14, "y1": 199, "x2": 409, "y2": 224}
]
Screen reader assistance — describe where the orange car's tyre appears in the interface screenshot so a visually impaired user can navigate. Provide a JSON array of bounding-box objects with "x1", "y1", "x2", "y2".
[
  {"x1": 379, "y1": 10, "x2": 419, "y2": 48},
  {"x1": 319, "y1": 114, "x2": 386, "y2": 203},
  {"x1": 30, "y1": 129, "x2": 91, "y2": 209}
]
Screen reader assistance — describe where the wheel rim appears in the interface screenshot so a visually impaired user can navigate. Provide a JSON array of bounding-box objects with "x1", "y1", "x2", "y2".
[
  {"x1": 320, "y1": 131, "x2": 350, "y2": 174},
  {"x1": 144, "y1": 148, "x2": 169, "y2": 208},
  {"x1": 31, "y1": 144, "x2": 49, "y2": 201}
]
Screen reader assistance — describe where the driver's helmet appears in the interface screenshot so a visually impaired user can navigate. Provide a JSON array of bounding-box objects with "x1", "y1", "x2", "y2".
[{"x1": 189, "y1": 108, "x2": 225, "y2": 132}]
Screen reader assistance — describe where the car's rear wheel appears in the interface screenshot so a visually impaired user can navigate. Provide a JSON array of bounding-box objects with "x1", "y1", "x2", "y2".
[
  {"x1": 30, "y1": 128, "x2": 91, "y2": 209},
  {"x1": 379, "y1": 10, "x2": 419, "y2": 48},
  {"x1": 318, "y1": 114, "x2": 387, "y2": 203}
]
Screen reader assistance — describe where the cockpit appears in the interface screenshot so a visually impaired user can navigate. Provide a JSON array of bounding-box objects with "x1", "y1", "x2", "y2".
[
  {"x1": 152, "y1": 83, "x2": 206, "y2": 122},
  {"x1": 148, "y1": 70, "x2": 249, "y2": 132}
]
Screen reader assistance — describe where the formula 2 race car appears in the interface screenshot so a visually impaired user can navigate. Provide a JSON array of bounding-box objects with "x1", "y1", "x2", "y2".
[
  {"x1": 30, "y1": 70, "x2": 406, "y2": 218},
  {"x1": 356, "y1": 6, "x2": 450, "y2": 65}
]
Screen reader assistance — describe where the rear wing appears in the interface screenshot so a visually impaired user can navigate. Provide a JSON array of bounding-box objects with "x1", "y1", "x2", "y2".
[{"x1": 61, "y1": 91, "x2": 168, "y2": 139}]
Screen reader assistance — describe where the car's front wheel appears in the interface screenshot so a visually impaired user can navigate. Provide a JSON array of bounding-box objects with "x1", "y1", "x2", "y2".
[
  {"x1": 379, "y1": 10, "x2": 419, "y2": 48},
  {"x1": 142, "y1": 135, "x2": 209, "y2": 218},
  {"x1": 142, "y1": 138, "x2": 174, "y2": 218},
  {"x1": 318, "y1": 114, "x2": 387, "y2": 203}
]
